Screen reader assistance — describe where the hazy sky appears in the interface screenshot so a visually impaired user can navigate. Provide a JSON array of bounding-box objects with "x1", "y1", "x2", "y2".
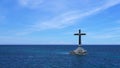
[{"x1": 0, "y1": 0, "x2": 120, "y2": 44}]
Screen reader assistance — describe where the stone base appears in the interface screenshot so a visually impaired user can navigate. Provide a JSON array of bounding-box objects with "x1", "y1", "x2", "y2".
[{"x1": 70, "y1": 47, "x2": 87, "y2": 55}]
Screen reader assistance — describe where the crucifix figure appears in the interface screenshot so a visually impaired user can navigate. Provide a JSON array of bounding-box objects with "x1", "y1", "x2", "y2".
[{"x1": 74, "y1": 29, "x2": 86, "y2": 46}]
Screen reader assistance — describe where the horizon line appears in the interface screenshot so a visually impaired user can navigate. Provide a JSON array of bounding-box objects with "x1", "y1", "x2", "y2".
[{"x1": 0, "y1": 44, "x2": 120, "y2": 45}]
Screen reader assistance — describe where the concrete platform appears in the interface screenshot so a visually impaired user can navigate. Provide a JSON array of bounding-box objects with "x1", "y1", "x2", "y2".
[{"x1": 70, "y1": 47, "x2": 87, "y2": 55}]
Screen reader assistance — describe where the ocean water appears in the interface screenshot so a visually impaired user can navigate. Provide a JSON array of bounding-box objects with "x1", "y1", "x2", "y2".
[{"x1": 0, "y1": 45, "x2": 120, "y2": 68}]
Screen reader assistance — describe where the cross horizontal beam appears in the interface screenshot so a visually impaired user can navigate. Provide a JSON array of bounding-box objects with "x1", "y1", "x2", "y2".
[{"x1": 74, "y1": 33, "x2": 86, "y2": 35}]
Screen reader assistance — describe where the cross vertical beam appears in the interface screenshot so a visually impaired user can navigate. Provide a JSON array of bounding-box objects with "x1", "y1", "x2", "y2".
[
  {"x1": 74, "y1": 29, "x2": 86, "y2": 46},
  {"x1": 79, "y1": 30, "x2": 81, "y2": 45}
]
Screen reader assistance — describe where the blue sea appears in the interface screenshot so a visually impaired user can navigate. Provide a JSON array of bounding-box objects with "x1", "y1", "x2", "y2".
[{"x1": 0, "y1": 45, "x2": 120, "y2": 68}]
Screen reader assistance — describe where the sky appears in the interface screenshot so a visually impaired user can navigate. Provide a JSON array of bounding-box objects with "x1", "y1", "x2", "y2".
[{"x1": 0, "y1": 0, "x2": 120, "y2": 45}]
